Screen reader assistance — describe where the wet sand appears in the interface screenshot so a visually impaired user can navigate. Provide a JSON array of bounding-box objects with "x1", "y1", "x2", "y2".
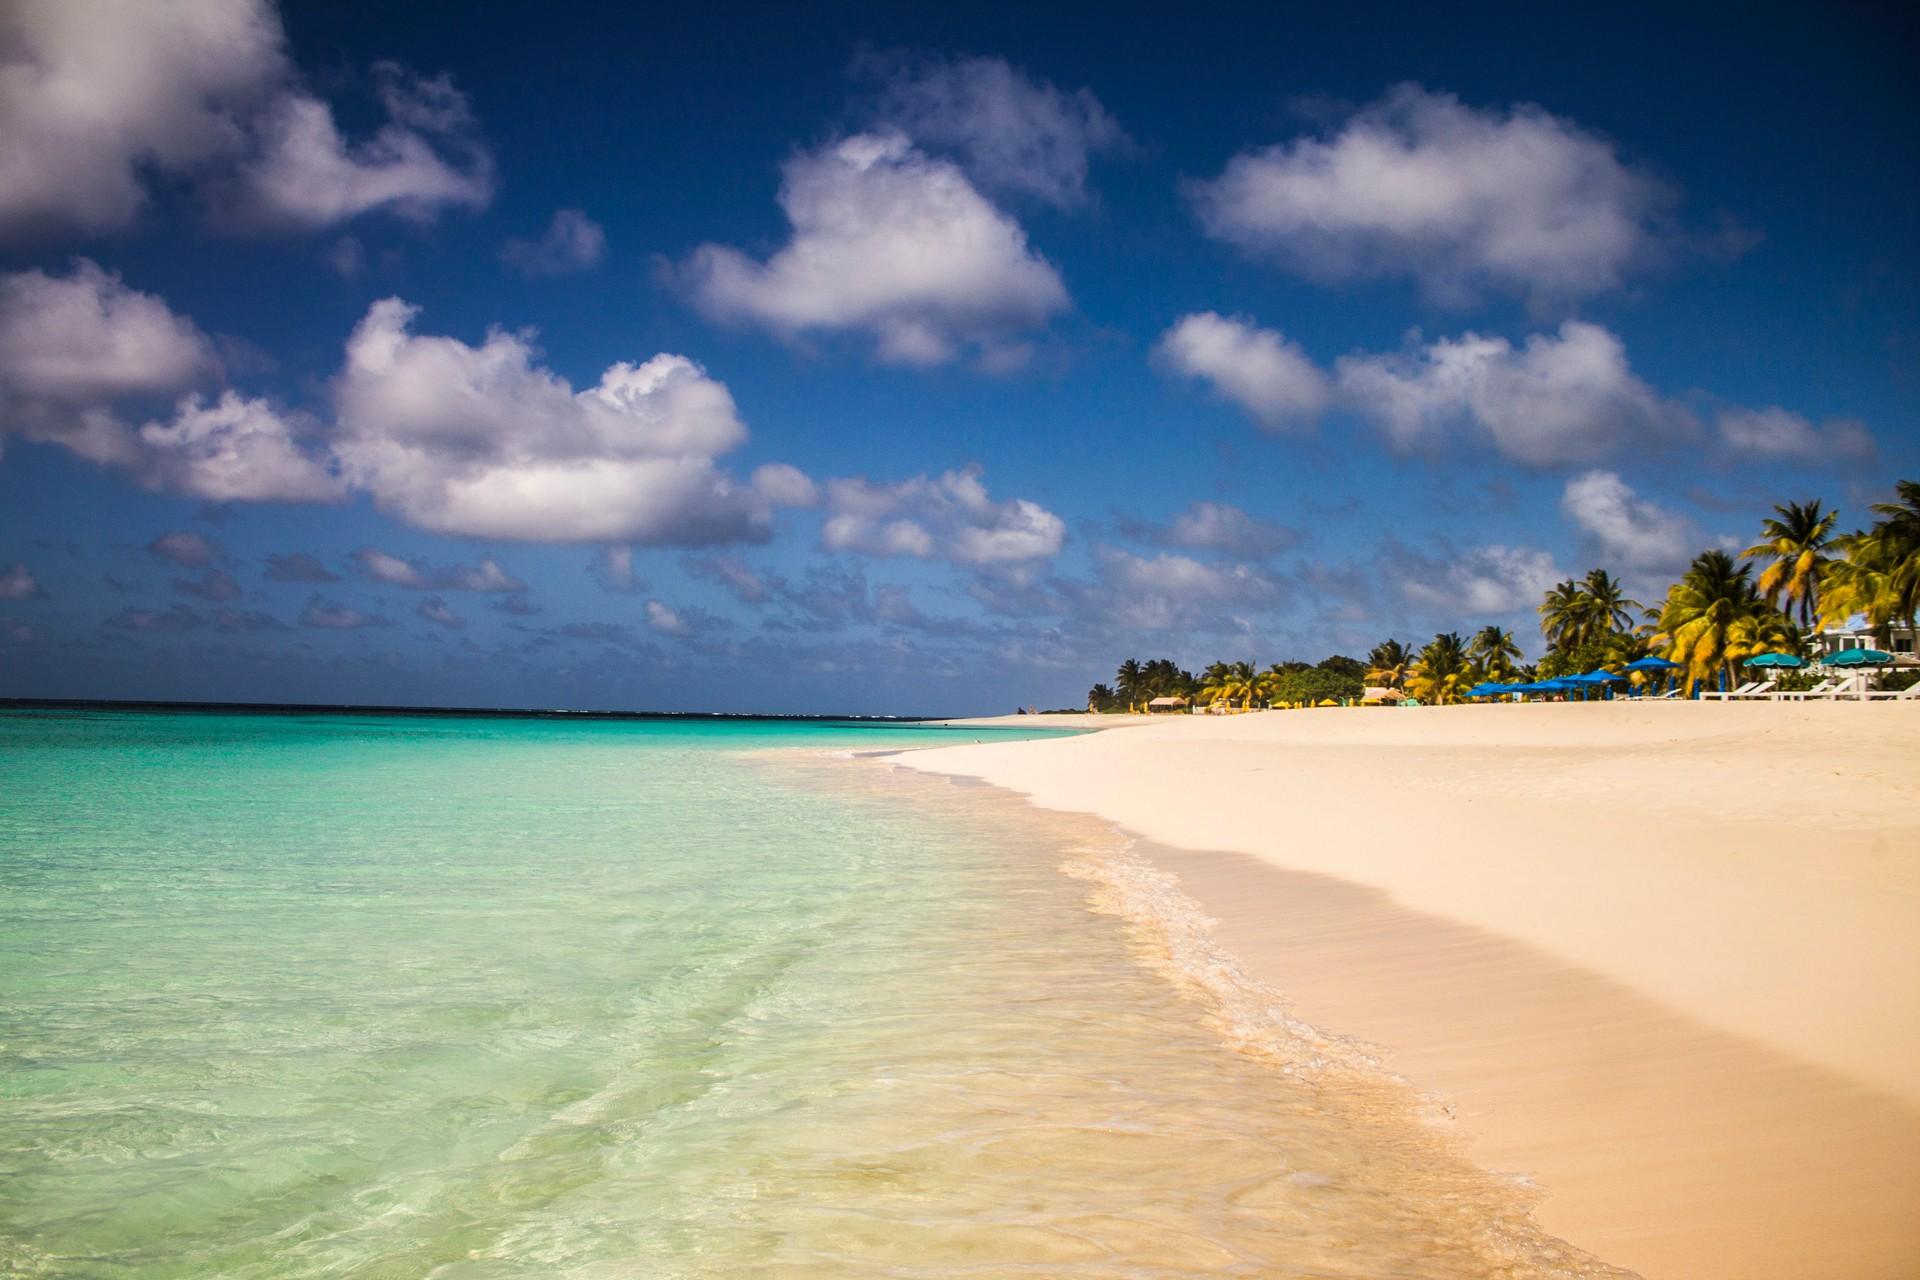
[{"x1": 895, "y1": 702, "x2": 1920, "y2": 1278}]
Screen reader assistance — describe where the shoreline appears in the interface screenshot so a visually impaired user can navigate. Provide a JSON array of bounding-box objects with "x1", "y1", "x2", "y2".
[{"x1": 889, "y1": 703, "x2": 1920, "y2": 1279}]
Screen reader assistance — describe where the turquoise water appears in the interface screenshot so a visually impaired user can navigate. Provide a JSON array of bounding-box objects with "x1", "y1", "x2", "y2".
[{"x1": 0, "y1": 711, "x2": 1623, "y2": 1278}]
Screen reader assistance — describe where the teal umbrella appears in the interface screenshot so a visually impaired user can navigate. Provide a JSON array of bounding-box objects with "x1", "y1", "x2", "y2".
[
  {"x1": 1743, "y1": 652, "x2": 1804, "y2": 668},
  {"x1": 1826, "y1": 648, "x2": 1893, "y2": 668}
]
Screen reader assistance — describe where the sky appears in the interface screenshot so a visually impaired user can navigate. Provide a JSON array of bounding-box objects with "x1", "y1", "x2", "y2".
[{"x1": 1, "y1": 0, "x2": 1915, "y2": 715}]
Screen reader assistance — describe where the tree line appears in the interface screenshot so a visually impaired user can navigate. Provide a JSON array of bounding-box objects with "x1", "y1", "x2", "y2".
[{"x1": 1087, "y1": 481, "x2": 1920, "y2": 711}]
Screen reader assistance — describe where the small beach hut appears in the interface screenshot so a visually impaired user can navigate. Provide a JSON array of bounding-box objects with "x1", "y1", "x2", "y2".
[{"x1": 1145, "y1": 695, "x2": 1189, "y2": 714}]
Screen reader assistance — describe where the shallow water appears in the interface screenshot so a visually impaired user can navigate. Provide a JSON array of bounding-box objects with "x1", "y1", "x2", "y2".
[{"x1": 0, "y1": 711, "x2": 1627, "y2": 1277}]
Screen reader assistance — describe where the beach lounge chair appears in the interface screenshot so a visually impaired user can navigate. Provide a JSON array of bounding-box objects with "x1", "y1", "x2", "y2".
[
  {"x1": 1800, "y1": 675, "x2": 1867, "y2": 701},
  {"x1": 1701, "y1": 680, "x2": 1770, "y2": 701},
  {"x1": 1722, "y1": 679, "x2": 1777, "y2": 700},
  {"x1": 1862, "y1": 683, "x2": 1920, "y2": 701},
  {"x1": 1774, "y1": 678, "x2": 1838, "y2": 701}
]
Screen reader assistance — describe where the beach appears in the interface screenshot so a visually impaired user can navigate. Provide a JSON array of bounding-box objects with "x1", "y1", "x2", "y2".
[{"x1": 893, "y1": 702, "x2": 1920, "y2": 1280}]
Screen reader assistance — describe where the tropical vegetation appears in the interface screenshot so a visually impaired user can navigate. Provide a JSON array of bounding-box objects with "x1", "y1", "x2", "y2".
[{"x1": 1085, "y1": 481, "x2": 1917, "y2": 710}]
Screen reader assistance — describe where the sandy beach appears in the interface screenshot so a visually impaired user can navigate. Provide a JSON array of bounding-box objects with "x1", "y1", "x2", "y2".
[{"x1": 893, "y1": 703, "x2": 1920, "y2": 1280}]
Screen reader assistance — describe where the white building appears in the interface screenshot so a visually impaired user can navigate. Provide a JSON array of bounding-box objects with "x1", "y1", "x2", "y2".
[{"x1": 1816, "y1": 617, "x2": 1917, "y2": 657}]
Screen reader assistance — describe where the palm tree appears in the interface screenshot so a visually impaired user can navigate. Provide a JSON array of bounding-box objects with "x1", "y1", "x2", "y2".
[
  {"x1": 1087, "y1": 683, "x2": 1116, "y2": 713},
  {"x1": 1115, "y1": 658, "x2": 1147, "y2": 711},
  {"x1": 1581, "y1": 569, "x2": 1641, "y2": 637},
  {"x1": 1741, "y1": 499, "x2": 1837, "y2": 626},
  {"x1": 1468, "y1": 625, "x2": 1522, "y2": 681},
  {"x1": 1198, "y1": 661, "x2": 1244, "y2": 708},
  {"x1": 1408, "y1": 631, "x2": 1474, "y2": 705},
  {"x1": 1365, "y1": 639, "x2": 1410, "y2": 690},
  {"x1": 1538, "y1": 579, "x2": 1585, "y2": 650},
  {"x1": 1819, "y1": 482, "x2": 1920, "y2": 644},
  {"x1": 1225, "y1": 663, "x2": 1276, "y2": 710},
  {"x1": 1652, "y1": 550, "x2": 1786, "y2": 693}
]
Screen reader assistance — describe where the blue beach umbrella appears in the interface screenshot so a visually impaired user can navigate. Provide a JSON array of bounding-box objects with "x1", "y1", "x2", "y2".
[
  {"x1": 1625, "y1": 654, "x2": 1681, "y2": 696},
  {"x1": 1742, "y1": 652, "x2": 1804, "y2": 668},
  {"x1": 1825, "y1": 648, "x2": 1893, "y2": 668}
]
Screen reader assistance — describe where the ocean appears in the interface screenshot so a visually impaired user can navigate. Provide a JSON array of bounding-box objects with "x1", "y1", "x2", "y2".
[{"x1": 0, "y1": 710, "x2": 1624, "y2": 1278}]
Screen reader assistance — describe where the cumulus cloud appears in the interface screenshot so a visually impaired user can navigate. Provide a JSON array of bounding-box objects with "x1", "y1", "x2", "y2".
[
  {"x1": 353, "y1": 547, "x2": 429, "y2": 589},
  {"x1": 229, "y1": 63, "x2": 494, "y2": 229},
  {"x1": 174, "y1": 569, "x2": 242, "y2": 602},
  {"x1": 645, "y1": 599, "x2": 690, "y2": 636},
  {"x1": 681, "y1": 132, "x2": 1068, "y2": 365},
  {"x1": 1400, "y1": 543, "x2": 1564, "y2": 615},
  {"x1": 1335, "y1": 320, "x2": 1686, "y2": 465},
  {"x1": 0, "y1": 260, "x2": 216, "y2": 405},
  {"x1": 352, "y1": 546, "x2": 525, "y2": 592},
  {"x1": 822, "y1": 467, "x2": 1065, "y2": 565},
  {"x1": 1560, "y1": 470, "x2": 1699, "y2": 573},
  {"x1": 212, "y1": 607, "x2": 282, "y2": 631},
  {"x1": 0, "y1": 0, "x2": 284, "y2": 240},
  {"x1": 1127, "y1": 500, "x2": 1300, "y2": 558},
  {"x1": 331, "y1": 297, "x2": 785, "y2": 543},
  {"x1": 1190, "y1": 84, "x2": 1677, "y2": 307},
  {"x1": 106, "y1": 603, "x2": 204, "y2": 632},
  {"x1": 263, "y1": 551, "x2": 337, "y2": 582},
  {"x1": 416, "y1": 596, "x2": 464, "y2": 629},
  {"x1": 0, "y1": 261, "x2": 337, "y2": 496},
  {"x1": 147, "y1": 531, "x2": 219, "y2": 567},
  {"x1": 592, "y1": 547, "x2": 642, "y2": 593},
  {"x1": 299, "y1": 596, "x2": 381, "y2": 629},
  {"x1": 501, "y1": 208, "x2": 606, "y2": 276},
  {"x1": 1154, "y1": 312, "x2": 1330, "y2": 431},
  {"x1": 1716, "y1": 406, "x2": 1874, "y2": 463},
  {"x1": 1092, "y1": 547, "x2": 1281, "y2": 630},
  {"x1": 138, "y1": 390, "x2": 341, "y2": 502},
  {"x1": 0, "y1": 1, "x2": 492, "y2": 241},
  {"x1": 857, "y1": 51, "x2": 1126, "y2": 208},
  {"x1": 0, "y1": 562, "x2": 45, "y2": 600},
  {"x1": 684, "y1": 554, "x2": 771, "y2": 604}
]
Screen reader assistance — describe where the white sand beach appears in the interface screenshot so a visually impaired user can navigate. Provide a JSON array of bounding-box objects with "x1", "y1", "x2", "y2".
[{"x1": 894, "y1": 703, "x2": 1920, "y2": 1280}]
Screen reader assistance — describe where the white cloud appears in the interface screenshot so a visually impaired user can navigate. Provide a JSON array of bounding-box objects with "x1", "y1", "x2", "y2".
[
  {"x1": 858, "y1": 52, "x2": 1125, "y2": 208},
  {"x1": 501, "y1": 208, "x2": 606, "y2": 276},
  {"x1": 353, "y1": 547, "x2": 430, "y2": 589},
  {"x1": 231, "y1": 63, "x2": 493, "y2": 229},
  {"x1": 1157, "y1": 501, "x2": 1299, "y2": 558},
  {"x1": 1402, "y1": 544, "x2": 1564, "y2": 615},
  {"x1": 331, "y1": 298, "x2": 782, "y2": 543},
  {"x1": 593, "y1": 547, "x2": 641, "y2": 592},
  {"x1": 822, "y1": 467, "x2": 1064, "y2": 565},
  {"x1": 1560, "y1": 470, "x2": 1698, "y2": 573},
  {"x1": 299, "y1": 596, "x2": 379, "y2": 629},
  {"x1": 681, "y1": 132, "x2": 1068, "y2": 366},
  {"x1": 138, "y1": 390, "x2": 342, "y2": 502},
  {"x1": 684, "y1": 554, "x2": 770, "y2": 604},
  {"x1": 750, "y1": 462, "x2": 819, "y2": 507},
  {"x1": 1154, "y1": 312, "x2": 1330, "y2": 430},
  {"x1": 0, "y1": 260, "x2": 215, "y2": 406},
  {"x1": 645, "y1": 599, "x2": 690, "y2": 637},
  {"x1": 0, "y1": 261, "x2": 334, "y2": 500},
  {"x1": 0, "y1": 0, "x2": 285, "y2": 240},
  {"x1": 416, "y1": 596, "x2": 464, "y2": 629},
  {"x1": 446, "y1": 558, "x2": 524, "y2": 592},
  {"x1": 0, "y1": 2, "x2": 492, "y2": 241},
  {"x1": 1335, "y1": 320, "x2": 1685, "y2": 465},
  {"x1": 353, "y1": 547, "x2": 526, "y2": 592},
  {"x1": 1092, "y1": 547, "x2": 1280, "y2": 630},
  {"x1": 0, "y1": 562, "x2": 44, "y2": 600},
  {"x1": 174, "y1": 569, "x2": 242, "y2": 602},
  {"x1": 1717, "y1": 406, "x2": 1873, "y2": 462},
  {"x1": 1190, "y1": 84, "x2": 1674, "y2": 306},
  {"x1": 147, "y1": 531, "x2": 219, "y2": 567}
]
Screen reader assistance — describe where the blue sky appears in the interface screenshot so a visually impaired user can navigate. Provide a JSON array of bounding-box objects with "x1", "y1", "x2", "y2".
[{"x1": 1, "y1": 1, "x2": 1914, "y2": 714}]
